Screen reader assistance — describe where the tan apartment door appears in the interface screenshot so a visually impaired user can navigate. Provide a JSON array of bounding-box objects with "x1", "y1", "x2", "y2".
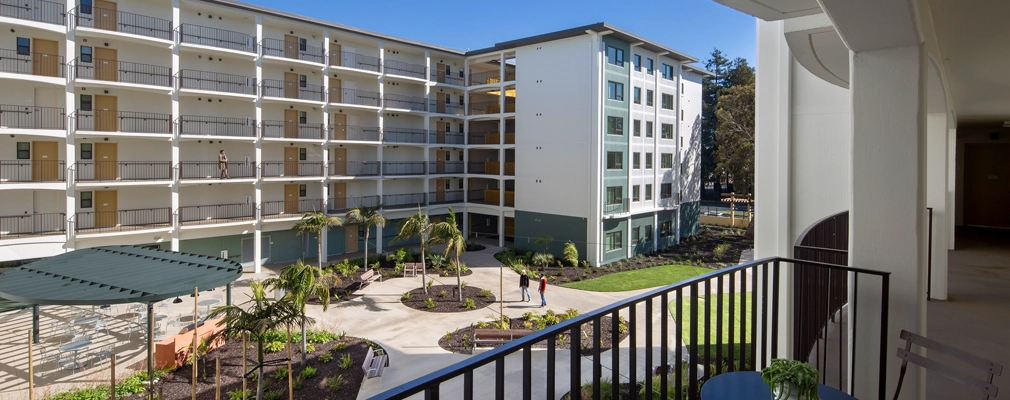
[
  {"x1": 284, "y1": 147, "x2": 299, "y2": 176},
  {"x1": 964, "y1": 144, "x2": 1010, "y2": 228},
  {"x1": 331, "y1": 147, "x2": 347, "y2": 175},
  {"x1": 94, "y1": 142, "x2": 118, "y2": 180},
  {"x1": 435, "y1": 178, "x2": 446, "y2": 203},
  {"x1": 284, "y1": 184, "x2": 300, "y2": 213},
  {"x1": 95, "y1": 190, "x2": 118, "y2": 227},
  {"x1": 344, "y1": 224, "x2": 358, "y2": 253},
  {"x1": 435, "y1": 149, "x2": 446, "y2": 174},
  {"x1": 436, "y1": 121, "x2": 448, "y2": 144},
  {"x1": 436, "y1": 63, "x2": 446, "y2": 83},
  {"x1": 331, "y1": 113, "x2": 346, "y2": 140},
  {"x1": 95, "y1": 95, "x2": 117, "y2": 132},
  {"x1": 32, "y1": 38, "x2": 59, "y2": 77},
  {"x1": 283, "y1": 109, "x2": 298, "y2": 138},
  {"x1": 94, "y1": 0, "x2": 118, "y2": 31},
  {"x1": 329, "y1": 78, "x2": 342, "y2": 103},
  {"x1": 331, "y1": 182, "x2": 346, "y2": 210},
  {"x1": 430, "y1": 215, "x2": 441, "y2": 224},
  {"x1": 94, "y1": 47, "x2": 117, "y2": 82},
  {"x1": 284, "y1": 72, "x2": 298, "y2": 99},
  {"x1": 436, "y1": 93, "x2": 447, "y2": 114},
  {"x1": 31, "y1": 141, "x2": 58, "y2": 181},
  {"x1": 329, "y1": 44, "x2": 342, "y2": 66},
  {"x1": 284, "y1": 35, "x2": 298, "y2": 59}
]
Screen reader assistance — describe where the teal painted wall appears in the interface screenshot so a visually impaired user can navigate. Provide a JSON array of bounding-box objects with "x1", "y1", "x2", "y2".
[
  {"x1": 657, "y1": 210, "x2": 678, "y2": 250},
  {"x1": 630, "y1": 213, "x2": 655, "y2": 255},
  {"x1": 603, "y1": 36, "x2": 631, "y2": 214},
  {"x1": 679, "y1": 201, "x2": 700, "y2": 238},
  {"x1": 514, "y1": 210, "x2": 587, "y2": 261},
  {"x1": 178, "y1": 234, "x2": 247, "y2": 264},
  {"x1": 382, "y1": 218, "x2": 421, "y2": 249},
  {"x1": 327, "y1": 226, "x2": 345, "y2": 257},
  {"x1": 601, "y1": 219, "x2": 628, "y2": 264}
]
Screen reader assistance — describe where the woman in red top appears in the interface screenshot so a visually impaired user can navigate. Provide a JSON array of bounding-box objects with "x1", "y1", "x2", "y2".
[{"x1": 538, "y1": 275, "x2": 547, "y2": 307}]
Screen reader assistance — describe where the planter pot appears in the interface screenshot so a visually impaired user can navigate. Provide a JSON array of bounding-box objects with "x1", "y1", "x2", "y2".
[{"x1": 771, "y1": 383, "x2": 812, "y2": 400}]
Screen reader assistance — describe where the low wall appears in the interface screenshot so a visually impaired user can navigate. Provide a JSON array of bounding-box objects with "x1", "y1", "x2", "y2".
[
  {"x1": 154, "y1": 317, "x2": 226, "y2": 369},
  {"x1": 700, "y1": 215, "x2": 751, "y2": 228}
]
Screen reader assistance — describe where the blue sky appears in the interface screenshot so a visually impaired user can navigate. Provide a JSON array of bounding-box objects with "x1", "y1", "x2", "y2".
[{"x1": 242, "y1": 0, "x2": 755, "y2": 68}]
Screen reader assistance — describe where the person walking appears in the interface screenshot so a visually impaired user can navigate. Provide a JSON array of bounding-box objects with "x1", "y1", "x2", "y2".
[
  {"x1": 218, "y1": 150, "x2": 229, "y2": 179},
  {"x1": 538, "y1": 275, "x2": 547, "y2": 307},
  {"x1": 519, "y1": 270, "x2": 530, "y2": 302}
]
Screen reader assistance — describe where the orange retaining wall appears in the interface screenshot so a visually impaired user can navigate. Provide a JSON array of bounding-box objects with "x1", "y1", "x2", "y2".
[{"x1": 154, "y1": 318, "x2": 226, "y2": 369}]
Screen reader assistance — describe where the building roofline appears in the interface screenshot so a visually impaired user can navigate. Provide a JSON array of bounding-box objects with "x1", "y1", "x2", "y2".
[{"x1": 683, "y1": 64, "x2": 716, "y2": 77}]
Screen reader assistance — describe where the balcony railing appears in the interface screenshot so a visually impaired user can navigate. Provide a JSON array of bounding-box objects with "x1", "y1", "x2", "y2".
[
  {"x1": 75, "y1": 110, "x2": 172, "y2": 134},
  {"x1": 261, "y1": 79, "x2": 324, "y2": 102},
  {"x1": 74, "y1": 161, "x2": 172, "y2": 181},
  {"x1": 73, "y1": 57, "x2": 172, "y2": 87},
  {"x1": 260, "y1": 38, "x2": 324, "y2": 64},
  {"x1": 430, "y1": 72, "x2": 465, "y2": 86},
  {"x1": 328, "y1": 88, "x2": 381, "y2": 107},
  {"x1": 373, "y1": 257, "x2": 891, "y2": 400},
  {"x1": 468, "y1": 99, "x2": 515, "y2": 116},
  {"x1": 0, "y1": 105, "x2": 65, "y2": 130},
  {"x1": 383, "y1": 193, "x2": 426, "y2": 209},
  {"x1": 382, "y1": 127, "x2": 427, "y2": 144},
  {"x1": 429, "y1": 131, "x2": 464, "y2": 145},
  {"x1": 466, "y1": 188, "x2": 485, "y2": 203},
  {"x1": 178, "y1": 203, "x2": 255, "y2": 226},
  {"x1": 74, "y1": 6, "x2": 172, "y2": 40},
  {"x1": 177, "y1": 24, "x2": 256, "y2": 53},
  {"x1": 327, "y1": 195, "x2": 379, "y2": 214},
  {"x1": 328, "y1": 51, "x2": 380, "y2": 73},
  {"x1": 261, "y1": 198, "x2": 322, "y2": 219},
  {"x1": 383, "y1": 59, "x2": 426, "y2": 79},
  {"x1": 483, "y1": 189, "x2": 502, "y2": 206},
  {"x1": 0, "y1": 213, "x2": 65, "y2": 240},
  {"x1": 467, "y1": 131, "x2": 497, "y2": 145},
  {"x1": 177, "y1": 115, "x2": 255, "y2": 137},
  {"x1": 328, "y1": 161, "x2": 379, "y2": 177},
  {"x1": 504, "y1": 161, "x2": 515, "y2": 176},
  {"x1": 427, "y1": 161, "x2": 464, "y2": 175},
  {"x1": 260, "y1": 161, "x2": 323, "y2": 178},
  {"x1": 260, "y1": 120, "x2": 325, "y2": 140},
  {"x1": 0, "y1": 48, "x2": 64, "y2": 78},
  {"x1": 604, "y1": 198, "x2": 630, "y2": 216},
  {"x1": 428, "y1": 100, "x2": 465, "y2": 116},
  {"x1": 504, "y1": 190, "x2": 515, "y2": 207},
  {"x1": 382, "y1": 161, "x2": 425, "y2": 176},
  {"x1": 428, "y1": 190, "x2": 465, "y2": 205},
  {"x1": 0, "y1": 0, "x2": 65, "y2": 25},
  {"x1": 177, "y1": 161, "x2": 256, "y2": 180},
  {"x1": 177, "y1": 70, "x2": 256, "y2": 95},
  {"x1": 0, "y1": 160, "x2": 65, "y2": 183},
  {"x1": 468, "y1": 161, "x2": 500, "y2": 175},
  {"x1": 330, "y1": 125, "x2": 379, "y2": 142},
  {"x1": 75, "y1": 207, "x2": 171, "y2": 234},
  {"x1": 383, "y1": 93, "x2": 427, "y2": 112},
  {"x1": 468, "y1": 70, "x2": 515, "y2": 86}
]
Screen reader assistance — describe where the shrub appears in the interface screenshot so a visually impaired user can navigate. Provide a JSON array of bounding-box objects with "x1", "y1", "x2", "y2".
[
  {"x1": 460, "y1": 281, "x2": 468, "y2": 290},
  {"x1": 300, "y1": 343, "x2": 315, "y2": 354},
  {"x1": 531, "y1": 252, "x2": 554, "y2": 267},
  {"x1": 480, "y1": 289, "x2": 493, "y2": 298},
  {"x1": 463, "y1": 298, "x2": 476, "y2": 310},
  {"x1": 326, "y1": 375, "x2": 344, "y2": 392},
  {"x1": 401, "y1": 291, "x2": 412, "y2": 300},
  {"x1": 227, "y1": 389, "x2": 252, "y2": 400},
  {"x1": 445, "y1": 331, "x2": 452, "y2": 341},
  {"x1": 428, "y1": 254, "x2": 447, "y2": 269},
  {"x1": 332, "y1": 342, "x2": 347, "y2": 352},
  {"x1": 563, "y1": 241, "x2": 579, "y2": 265},
  {"x1": 338, "y1": 353, "x2": 353, "y2": 370},
  {"x1": 264, "y1": 341, "x2": 285, "y2": 353},
  {"x1": 713, "y1": 243, "x2": 731, "y2": 260},
  {"x1": 438, "y1": 290, "x2": 447, "y2": 298},
  {"x1": 426, "y1": 279, "x2": 434, "y2": 290},
  {"x1": 293, "y1": 376, "x2": 304, "y2": 390},
  {"x1": 272, "y1": 367, "x2": 289, "y2": 381},
  {"x1": 425, "y1": 298, "x2": 436, "y2": 309},
  {"x1": 264, "y1": 390, "x2": 284, "y2": 400},
  {"x1": 306, "y1": 330, "x2": 338, "y2": 344},
  {"x1": 319, "y1": 351, "x2": 333, "y2": 363},
  {"x1": 580, "y1": 260, "x2": 591, "y2": 268},
  {"x1": 393, "y1": 263, "x2": 404, "y2": 276}
]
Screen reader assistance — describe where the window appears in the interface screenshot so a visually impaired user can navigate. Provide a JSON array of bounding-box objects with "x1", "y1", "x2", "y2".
[
  {"x1": 299, "y1": 148, "x2": 307, "y2": 160},
  {"x1": 645, "y1": 225, "x2": 653, "y2": 241},
  {"x1": 661, "y1": 183, "x2": 673, "y2": 199},
  {"x1": 661, "y1": 123, "x2": 674, "y2": 139},
  {"x1": 662, "y1": 94, "x2": 674, "y2": 110},
  {"x1": 681, "y1": 110, "x2": 684, "y2": 121},
  {"x1": 445, "y1": 179, "x2": 451, "y2": 190},
  {"x1": 607, "y1": 46, "x2": 624, "y2": 66},
  {"x1": 645, "y1": 153, "x2": 653, "y2": 169},
  {"x1": 633, "y1": 55, "x2": 641, "y2": 72},
  {"x1": 646, "y1": 58, "x2": 654, "y2": 75},
  {"x1": 660, "y1": 221, "x2": 672, "y2": 237},
  {"x1": 458, "y1": 179, "x2": 464, "y2": 189},
  {"x1": 459, "y1": 123, "x2": 465, "y2": 133},
  {"x1": 298, "y1": 37, "x2": 307, "y2": 51},
  {"x1": 80, "y1": 191, "x2": 93, "y2": 208},
  {"x1": 16, "y1": 37, "x2": 30, "y2": 56},
  {"x1": 633, "y1": 120, "x2": 641, "y2": 137},
  {"x1": 605, "y1": 231, "x2": 623, "y2": 251},
  {"x1": 80, "y1": 0, "x2": 92, "y2": 14},
  {"x1": 645, "y1": 121, "x2": 654, "y2": 138},
  {"x1": 606, "y1": 151, "x2": 623, "y2": 170},
  {"x1": 607, "y1": 116, "x2": 624, "y2": 136},
  {"x1": 80, "y1": 143, "x2": 93, "y2": 160},
  {"x1": 299, "y1": 75, "x2": 307, "y2": 88},
  {"x1": 80, "y1": 95, "x2": 92, "y2": 111},
  {"x1": 632, "y1": 185, "x2": 640, "y2": 202},
  {"x1": 632, "y1": 152, "x2": 640, "y2": 169},
  {"x1": 646, "y1": 90, "x2": 654, "y2": 106},
  {"x1": 662, "y1": 64, "x2": 674, "y2": 80},
  {"x1": 607, "y1": 81, "x2": 624, "y2": 101},
  {"x1": 661, "y1": 153, "x2": 673, "y2": 168},
  {"x1": 644, "y1": 184, "x2": 653, "y2": 200},
  {"x1": 606, "y1": 186, "x2": 622, "y2": 205},
  {"x1": 298, "y1": 184, "x2": 307, "y2": 197},
  {"x1": 81, "y1": 46, "x2": 92, "y2": 63},
  {"x1": 16, "y1": 142, "x2": 30, "y2": 159},
  {"x1": 298, "y1": 111, "x2": 307, "y2": 123},
  {"x1": 632, "y1": 226, "x2": 640, "y2": 245},
  {"x1": 633, "y1": 87, "x2": 641, "y2": 104}
]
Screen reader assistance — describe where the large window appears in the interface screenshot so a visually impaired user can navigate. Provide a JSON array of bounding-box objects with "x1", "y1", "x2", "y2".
[
  {"x1": 299, "y1": 148, "x2": 307, "y2": 160},
  {"x1": 633, "y1": 120, "x2": 641, "y2": 137},
  {"x1": 662, "y1": 63, "x2": 674, "y2": 80},
  {"x1": 605, "y1": 231, "x2": 623, "y2": 251},
  {"x1": 299, "y1": 75, "x2": 307, "y2": 88},
  {"x1": 646, "y1": 121, "x2": 654, "y2": 138},
  {"x1": 633, "y1": 152, "x2": 641, "y2": 169},
  {"x1": 661, "y1": 123, "x2": 674, "y2": 139},
  {"x1": 646, "y1": 58, "x2": 654, "y2": 75},
  {"x1": 16, "y1": 142, "x2": 30, "y2": 159},
  {"x1": 632, "y1": 185, "x2": 640, "y2": 201},
  {"x1": 606, "y1": 151, "x2": 623, "y2": 170},
  {"x1": 646, "y1": 90, "x2": 654, "y2": 107},
  {"x1": 661, "y1": 153, "x2": 673, "y2": 168},
  {"x1": 80, "y1": 143, "x2": 93, "y2": 160},
  {"x1": 607, "y1": 116, "x2": 624, "y2": 136},
  {"x1": 661, "y1": 183, "x2": 673, "y2": 199},
  {"x1": 607, "y1": 46, "x2": 625, "y2": 66},
  {"x1": 606, "y1": 186, "x2": 623, "y2": 205},
  {"x1": 645, "y1": 153, "x2": 653, "y2": 169},
  {"x1": 298, "y1": 184, "x2": 307, "y2": 197},
  {"x1": 80, "y1": 95, "x2": 93, "y2": 111},
  {"x1": 299, "y1": 111, "x2": 307, "y2": 124},
  {"x1": 660, "y1": 221, "x2": 673, "y2": 237},
  {"x1": 644, "y1": 184, "x2": 653, "y2": 200},
  {"x1": 633, "y1": 87, "x2": 641, "y2": 104},
  {"x1": 608, "y1": 81, "x2": 624, "y2": 101},
  {"x1": 80, "y1": 46, "x2": 93, "y2": 63},
  {"x1": 644, "y1": 225, "x2": 653, "y2": 241},
  {"x1": 633, "y1": 54, "x2": 641, "y2": 71},
  {"x1": 632, "y1": 226, "x2": 640, "y2": 245},
  {"x1": 16, "y1": 37, "x2": 29, "y2": 55},
  {"x1": 662, "y1": 93, "x2": 674, "y2": 110},
  {"x1": 80, "y1": 191, "x2": 93, "y2": 208}
]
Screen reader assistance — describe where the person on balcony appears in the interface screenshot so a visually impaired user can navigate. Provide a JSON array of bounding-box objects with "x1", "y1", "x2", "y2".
[
  {"x1": 519, "y1": 270, "x2": 530, "y2": 302},
  {"x1": 539, "y1": 274, "x2": 547, "y2": 307},
  {"x1": 218, "y1": 150, "x2": 230, "y2": 179}
]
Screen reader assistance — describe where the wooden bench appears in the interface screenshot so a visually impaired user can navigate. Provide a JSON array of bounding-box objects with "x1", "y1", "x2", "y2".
[
  {"x1": 360, "y1": 269, "x2": 382, "y2": 286},
  {"x1": 472, "y1": 329, "x2": 534, "y2": 350},
  {"x1": 402, "y1": 262, "x2": 424, "y2": 277},
  {"x1": 362, "y1": 348, "x2": 388, "y2": 379}
]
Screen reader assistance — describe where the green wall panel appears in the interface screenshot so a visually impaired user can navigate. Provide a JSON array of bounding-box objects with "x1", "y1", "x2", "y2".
[
  {"x1": 679, "y1": 201, "x2": 700, "y2": 238},
  {"x1": 657, "y1": 210, "x2": 678, "y2": 250},
  {"x1": 514, "y1": 210, "x2": 587, "y2": 261},
  {"x1": 630, "y1": 213, "x2": 656, "y2": 255},
  {"x1": 603, "y1": 36, "x2": 631, "y2": 214},
  {"x1": 601, "y1": 218, "x2": 628, "y2": 264}
]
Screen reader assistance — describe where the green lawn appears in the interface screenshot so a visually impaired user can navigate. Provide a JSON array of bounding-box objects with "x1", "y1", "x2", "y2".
[
  {"x1": 673, "y1": 293, "x2": 753, "y2": 365},
  {"x1": 561, "y1": 264, "x2": 711, "y2": 292}
]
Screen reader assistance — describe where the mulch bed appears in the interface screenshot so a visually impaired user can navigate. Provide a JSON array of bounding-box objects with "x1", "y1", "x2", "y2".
[
  {"x1": 129, "y1": 336, "x2": 378, "y2": 400},
  {"x1": 304, "y1": 267, "x2": 473, "y2": 306},
  {"x1": 400, "y1": 284, "x2": 496, "y2": 313},
  {"x1": 560, "y1": 382, "x2": 646, "y2": 400},
  {"x1": 438, "y1": 315, "x2": 629, "y2": 355}
]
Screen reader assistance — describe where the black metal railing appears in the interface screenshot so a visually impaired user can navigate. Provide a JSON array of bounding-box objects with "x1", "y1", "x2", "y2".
[
  {"x1": 468, "y1": 100, "x2": 504, "y2": 116},
  {"x1": 328, "y1": 161, "x2": 379, "y2": 176},
  {"x1": 260, "y1": 79, "x2": 324, "y2": 102},
  {"x1": 427, "y1": 161, "x2": 464, "y2": 175},
  {"x1": 429, "y1": 131, "x2": 465, "y2": 145},
  {"x1": 260, "y1": 38, "x2": 324, "y2": 64},
  {"x1": 383, "y1": 59, "x2": 426, "y2": 79},
  {"x1": 467, "y1": 131, "x2": 497, "y2": 145},
  {"x1": 328, "y1": 88, "x2": 381, "y2": 107},
  {"x1": 75, "y1": 208, "x2": 171, "y2": 234},
  {"x1": 1, "y1": 0, "x2": 65, "y2": 25},
  {"x1": 428, "y1": 190, "x2": 465, "y2": 205},
  {"x1": 261, "y1": 198, "x2": 322, "y2": 219},
  {"x1": 177, "y1": 69, "x2": 256, "y2": 95},
  {"x1": 75, "y1": 110, "x2": 172, "y2": 134},
  {"x1": 466, "y1": 188, "x2": 485, "y2": 203},
  {"x1": 468, "y1": 70, "x2": 514, "y2": 86},
  {"x1": 603, "y1": 198, "x2": 631, "y2": 215},
  {"x1": 178, "y1": 203, "x2": 255, "y2": 226},
  {"x1": 428, "y1": 100, "x2": 465, "y2": 116},
  {"x1": 381, "y1": 161, "x2": 425, "y2": 176},
  {"x1": 74, "y1": 6, "x2": 172, "y2": 40},
  {"x1": 177, "y1": 115, "x2": 255, "y2": 137},
  {"x1": 260, "y1": 161, "x2": 323, "y2": 177},
  {"x1": 74, "y1": 161, "x2": 172, "y2": 181},
  {"x1": 0, "y1": 48, "x2": 64, "y2": 77},
  {"x1": 330, "y1": 125, "x2": 380, "y2": 142},
  {"x1": 382, "y1": 127, "x2": 427, "y2": 144},
  {"x1": 259, "y1": 120, "x2": 325, "y2": 140},
  {"x1": 372, "y1": 257, "x2": 891, "y2": 400},
  {"x1": 328, "y1": 51, "x2": 380, "y2": 72},
  {"x1": 0, "y1": 213, "x2": 65, "y2": 239},
  {"x1": 0, "y1": 160, "x2": 65, "y2": 183},
  {"x1": 327, "y1": 195, "x2": 379, "y2": 214},
  {"x1": 177, "y1": 161, "x2": 256, "y2": 180},
  {"x1": 383, "y1": 193, "x2": 426, "y2": 209},
  {"x1": 0, "y1": 105, "x2": 65, "y2": 130},
  {"x1": 468, "y1": 161, "x2": 495, "y2": 174},
  {"x1": 383, "y1": 93, "x2": 427, "y2": 112},
  {"x1": 73, "y1": 57, "x2": 172, "y2": 87},
  {"x1": 178, "y1": 24, "x2": 255, "y2": 53},
  {"x1": 431, "y1": 72, "x2": 465, "y2": 86}
]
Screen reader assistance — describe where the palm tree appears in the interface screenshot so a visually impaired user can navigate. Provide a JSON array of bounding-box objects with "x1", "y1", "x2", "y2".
[
  {"x1": 432, "y1": 207, "x2": 466, "y2": 301},
  {"x1": 392, "y1": 209, "x2": 435, "y2": 293},
  {"x1": 265, "y1": 260, "x2": 339, "y2": 363},
  {"x1": 206, "y1": 280, "x2": 309, "y2": 400},
  {"x1": 292, "y1": 211, "x2": 342, "y2": 269},
  {"x1": 344, "y1": 204, "x2": 387, "y2": 270}
]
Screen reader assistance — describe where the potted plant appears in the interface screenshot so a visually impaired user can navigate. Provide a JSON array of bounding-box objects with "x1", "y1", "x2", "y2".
[{"x1": 760, "y1": 359, "x2": 820, "y2": 400}]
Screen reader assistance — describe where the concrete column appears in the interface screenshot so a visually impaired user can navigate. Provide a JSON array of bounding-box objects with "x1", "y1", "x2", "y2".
[
  {"x1": 587, "y1": 32, "x2": 604, "y2": 267},
  {"x1": 253, "y1": 16, "x2": 264, "y2": 273},
  {"x1": 946, "y1": 125, "x2": 956, "y2": 250},
  {"x1": 64, "y1": 0, "x2": 77, "y2": 251},
  {"x1": 753, "y1": 20, "x2": 792, "y2": 260},
  {"x1": 926, "y1": 112, "x2": 948, "y2": 300},
  {"x1": 652, "y1": 212, "x2": 658, "y2": 252},
  {"x1": 320, "y1": 30, "x2": 331, "y2": 264},
  {"x1": 170, "y1": 0, "x2": 181, "y2": 252},
  {"x1": 498, "y1": 210, "x2": 505, "y2": 248},
  {"x1": 848, "y1": 45, "x2": 927, "y2": 400}
]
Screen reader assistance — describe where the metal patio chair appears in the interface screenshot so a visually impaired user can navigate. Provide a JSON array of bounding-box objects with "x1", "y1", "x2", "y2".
[{"x1": 893, "y1": 329, "x2": 1003, "y2": 399}]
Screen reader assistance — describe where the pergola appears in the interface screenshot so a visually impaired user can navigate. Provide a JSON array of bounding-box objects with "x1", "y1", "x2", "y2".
[{"x1": 0, "y1": 246, "x2": 243, "y2": 388}]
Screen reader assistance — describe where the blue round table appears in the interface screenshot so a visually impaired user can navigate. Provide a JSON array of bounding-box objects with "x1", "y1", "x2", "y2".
[{"x1": 701, "y1": 371, "x2": 857, "y2": 400}]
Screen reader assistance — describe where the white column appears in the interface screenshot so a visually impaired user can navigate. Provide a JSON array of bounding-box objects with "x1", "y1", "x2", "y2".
[
  {"x1": 170, "y1": 0, "x2": 181, "y2": 252},
  {"x1": 925, "y1": 112, "x2": 948, "y2": 300},
  {"x1": 946, "y1": 125, "x2": 956, "y2": 250},
  {"x1": 320, "y1": 30, "x2": 331, "y2": 264},
  {"x1": 374, "y1": 41, "x2": 385, "y2": 256},
  {"x1": 652, "y1": 212, "x2": 658, "y2": 252},
  {"x1": 424, "y1": 51, "x2": 431, "y2": 208},
  {"x1": 498, "y1": 210, "x2": 505, "y2": 248},
  {"x1": 848, "y1": 45, "x2": 927, "y2": 400},
  {"x1": 64, "y1": 0, "x2": 77, "y2": 251},
  {"x1": 253, "y1": 16, "x2": 264, "y2": 273},
  {"x1": 587, "y1": 32, "x2": 604, "y2": 267}
]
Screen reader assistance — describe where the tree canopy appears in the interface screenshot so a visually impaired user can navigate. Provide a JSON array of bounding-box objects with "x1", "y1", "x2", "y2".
[{"x1": 702, "y1": 49, "x2": 755, "y2": 196}]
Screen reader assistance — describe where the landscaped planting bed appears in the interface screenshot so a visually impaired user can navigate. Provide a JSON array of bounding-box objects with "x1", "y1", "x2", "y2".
[
  {"x1": 438, "y1": 309, "x2": 629, "y2": 355},
  {"x1": 400, "y1": 284, "x2": 496, "y2": 313}
]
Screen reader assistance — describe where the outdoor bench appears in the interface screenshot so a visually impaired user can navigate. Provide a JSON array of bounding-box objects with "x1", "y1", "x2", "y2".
[
  {"x1": 472, "y1": 328, "x2": 535, "y2": 350},
  {"x1": 360, "y1": 269, "x2": 382, "y2": 286},
  {"x1": 362, "y1": 347, "x2": 388, "y2": 378}
]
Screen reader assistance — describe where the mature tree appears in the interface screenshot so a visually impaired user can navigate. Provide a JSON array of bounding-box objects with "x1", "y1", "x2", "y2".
[
  {"x1": 727, "y1": 57, "x2": 755, "y2": 88},
  {"x1": 392, "y1": 210, "x2": 435, "y2": 293},
  {"x1": 432, "y1": 207, "x2": 466, "y2": 301},
  {"x1": 344, "y1": 204, "x2": 387, "y2": 269},
  {"x1": 714, "y1": 84, "x2": 756, "y2": 194},
  {"x1": 292, "y1": 211, "x2": 342, "y2": 269},
  {"x1": 702, "y1": 49, "x2": 733, "y2": 197},
  {"x1": 265, "y1": 260, "x2": 338, "y2": 363},
  {"x1": 206, "y1": 280, "x2": 309, "y2": 400}
]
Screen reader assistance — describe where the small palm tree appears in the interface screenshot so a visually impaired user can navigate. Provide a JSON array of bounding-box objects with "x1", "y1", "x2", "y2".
[
  {"x1": 432, "y1": 207, "x2": 466, "y2": 301},
  {"x1": 265, "y1": 260, "x2": 339, "y2": 363},
  {"x1": 292, "y1": 211, "x2": 342, "y2": 269},
  {"x1": 392, "y1": 210, "x2": 435, "y2": 293},
  {"x1": 344, "y1": 204, "x2": 387, "y2": 270},
  {"x1": 206, "y1": 280, "x2": 309, "y2": 400}
]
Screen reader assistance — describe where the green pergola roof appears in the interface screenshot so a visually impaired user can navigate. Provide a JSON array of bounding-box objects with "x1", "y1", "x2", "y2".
[{"x1": 0, "y1": 246, "x2": 243, "y2": 306}]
